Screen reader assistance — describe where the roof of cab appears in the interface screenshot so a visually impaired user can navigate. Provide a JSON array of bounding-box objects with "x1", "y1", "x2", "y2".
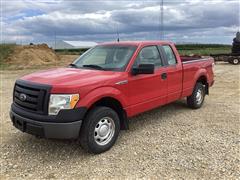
[{"x1": 98, "y1": 41, "x2": 173, "y2": 46}]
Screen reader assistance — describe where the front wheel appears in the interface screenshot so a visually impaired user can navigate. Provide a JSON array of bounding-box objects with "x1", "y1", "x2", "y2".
[
  {"x1": 187, "y1": 82, "x2": 205, "y2": 109},
  {"x1": 79, "y1": 106, "x2": 120, "y2": 154}
]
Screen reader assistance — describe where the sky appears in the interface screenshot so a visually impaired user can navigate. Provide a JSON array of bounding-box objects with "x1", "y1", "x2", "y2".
[{"x1": 1, "y1": 0, "x2": 240, "y2": 45}]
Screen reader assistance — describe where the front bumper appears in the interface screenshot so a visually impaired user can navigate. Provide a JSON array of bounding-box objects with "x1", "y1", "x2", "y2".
[{"x1": 10, "y1": 104, "x2": 87, "y2": 139}]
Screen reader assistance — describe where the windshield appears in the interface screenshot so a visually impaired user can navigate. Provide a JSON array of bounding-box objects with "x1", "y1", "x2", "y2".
[{"x1": 71, "y1": 45, "x2": 137, "y2": 71}]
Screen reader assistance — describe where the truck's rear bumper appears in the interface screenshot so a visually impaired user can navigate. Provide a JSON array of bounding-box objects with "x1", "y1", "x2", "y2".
[{"x1": 10, "y1": 104, "x2": 87, "y2": 139}]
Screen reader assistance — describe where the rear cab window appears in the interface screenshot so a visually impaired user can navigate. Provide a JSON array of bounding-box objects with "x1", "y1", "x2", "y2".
[{"x1": 161, "y1": 45, "x2": 177, "y2": 65}]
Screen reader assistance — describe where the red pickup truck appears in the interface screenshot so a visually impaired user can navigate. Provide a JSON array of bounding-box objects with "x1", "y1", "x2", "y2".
[{"x1": 10, "y1": 41, "x2": 214, "y2": 153}]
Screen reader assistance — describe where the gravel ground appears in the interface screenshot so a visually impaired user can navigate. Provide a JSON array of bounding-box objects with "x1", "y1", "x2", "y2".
[{"x1": 0, "y1": 63, "x2": 239, "y2": 179}]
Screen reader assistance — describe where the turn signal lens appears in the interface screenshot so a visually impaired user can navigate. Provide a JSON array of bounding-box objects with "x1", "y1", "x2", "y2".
[{"x1": 70, "y1": 94, "x2": 79, "y2": 108}]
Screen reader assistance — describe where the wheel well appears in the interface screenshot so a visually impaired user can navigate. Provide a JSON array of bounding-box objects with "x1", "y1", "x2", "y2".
[
  {"x1": 197, "y1": 76, "x2": 209, "y2": 94},
  {"x1": 87, "y1": 97, "x2": 128, "y2": 130}
]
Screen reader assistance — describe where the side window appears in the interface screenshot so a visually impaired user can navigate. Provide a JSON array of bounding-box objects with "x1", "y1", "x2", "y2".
[
  {"x1": 133, "y1": 46, "x2": 162, "y2": 68},
  {"x1": 162, "y1": 45, "x2": 177, "y2": 65}
]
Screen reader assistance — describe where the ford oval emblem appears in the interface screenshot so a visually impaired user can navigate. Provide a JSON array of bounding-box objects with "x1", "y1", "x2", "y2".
[{"x1": 19, "y1": 93, "x2": 27, "y2": 101}]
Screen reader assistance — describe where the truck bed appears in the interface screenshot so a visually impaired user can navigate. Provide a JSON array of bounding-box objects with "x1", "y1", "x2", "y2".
[
  {"x1": 179, "y1": 55, "x2": 214, "y2": 98},
  {"x1": 180, "y1": 55, "x2": 210, "y2": 63}
]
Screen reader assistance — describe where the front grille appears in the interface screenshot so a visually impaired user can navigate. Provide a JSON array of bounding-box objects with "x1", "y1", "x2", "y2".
[{"x1": 13, "y1": 80, "x2": 51, "y2": 114}]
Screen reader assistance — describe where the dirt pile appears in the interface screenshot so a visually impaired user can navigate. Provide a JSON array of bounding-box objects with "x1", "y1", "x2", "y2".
[{"x1": 5, "y1": 44, "x2": 59, "y2": 68}]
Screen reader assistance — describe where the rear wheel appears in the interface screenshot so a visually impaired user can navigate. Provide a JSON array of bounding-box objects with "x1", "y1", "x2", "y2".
[
  {"x1": 79, "y1": 106, "x2": 120, "y2": 154},
  {"x1": 187, "y1": 82, "x2": 205, "y2": 109}
]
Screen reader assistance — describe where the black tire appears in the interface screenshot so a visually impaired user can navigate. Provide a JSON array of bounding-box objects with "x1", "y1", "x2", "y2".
[
  {"x1": 232, "y1": 44, "x2": 240, "y2": 48},
  {"x1": 233, "y1": 38, "x2": 240, "y2": 44},
  {"x1": 232, "y1": 50, "x2": 239, "y2": 54},
  {"x1": 232, "y1": 47, "x2": 240, "y2": 53},
  {"x1": 79, "y1": 106, "x2": 120, "y2": 154},
  {"x1": 187, "y1": 83, "x2": 205, "y2": 109}
]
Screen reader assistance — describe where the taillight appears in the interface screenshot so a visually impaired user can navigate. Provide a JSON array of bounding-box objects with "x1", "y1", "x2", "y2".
[{"x1": 212, "y1": 62, "x2": 215, "y2": 73}]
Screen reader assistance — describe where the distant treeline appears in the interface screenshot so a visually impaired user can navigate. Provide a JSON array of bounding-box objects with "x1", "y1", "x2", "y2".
[
  {"x1": 175, "y1": 44, "x2": 231, "y2": 50},
  {"x1": 54, "y1": 44, "x2": 232, "y2": 56}
]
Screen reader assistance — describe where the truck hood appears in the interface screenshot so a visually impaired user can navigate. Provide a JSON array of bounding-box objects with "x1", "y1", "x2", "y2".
[{"x1": 21, "y1": 68, "x2": 124, "y2": 87}]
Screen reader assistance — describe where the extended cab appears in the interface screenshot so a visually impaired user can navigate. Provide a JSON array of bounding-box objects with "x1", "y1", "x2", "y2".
[{"x1": 10, "y1": 41, "x2": 214, "y2": 153}]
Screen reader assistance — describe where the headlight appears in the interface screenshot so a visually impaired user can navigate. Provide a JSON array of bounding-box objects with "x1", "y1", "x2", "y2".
[{"x1": 48, "y1": 94, "x2": 79, "y2": 115}]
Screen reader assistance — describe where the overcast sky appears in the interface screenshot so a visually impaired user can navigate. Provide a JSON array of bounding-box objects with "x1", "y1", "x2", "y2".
[{"x1": 1, "y1": 0, "x2": 239, "y2": 44}]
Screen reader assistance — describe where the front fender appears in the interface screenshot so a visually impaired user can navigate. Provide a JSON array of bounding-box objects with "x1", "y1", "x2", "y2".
[{"x1": 76, "y1": 86, "x2": 127, "y2": 108}]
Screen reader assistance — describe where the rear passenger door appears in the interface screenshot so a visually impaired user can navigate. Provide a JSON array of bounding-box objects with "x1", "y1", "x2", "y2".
[{"x1": 160, "y1": 45, "x2": 183, "y2": 103}]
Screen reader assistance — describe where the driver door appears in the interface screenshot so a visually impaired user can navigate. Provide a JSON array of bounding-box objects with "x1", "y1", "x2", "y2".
[{"x1": 127, "y1": 45, "x2": 167, "y2": 117}]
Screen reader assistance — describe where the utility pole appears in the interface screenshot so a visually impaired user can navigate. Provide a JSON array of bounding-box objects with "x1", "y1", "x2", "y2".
[{"x1": 160, "y1": 0, "x2": 164, "y2": 40}]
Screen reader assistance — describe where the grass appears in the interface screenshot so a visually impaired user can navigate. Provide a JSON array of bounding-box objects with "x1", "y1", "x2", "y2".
[{"x1": 0, "y1": 44, "x2": 16, "y2": 68}]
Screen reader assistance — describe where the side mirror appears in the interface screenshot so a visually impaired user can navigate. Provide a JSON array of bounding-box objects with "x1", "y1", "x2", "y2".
[{"x1": 132, "y1": 64, "x2": 154, "y2": 75}]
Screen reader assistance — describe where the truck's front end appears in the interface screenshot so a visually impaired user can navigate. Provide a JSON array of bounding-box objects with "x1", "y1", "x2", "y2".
[
  {"x1": 9, "y1": 43, "x2": 137, "y2": 154},
  {"x1": 10, "y1": 79, "x2": 86, "y2": 139}
]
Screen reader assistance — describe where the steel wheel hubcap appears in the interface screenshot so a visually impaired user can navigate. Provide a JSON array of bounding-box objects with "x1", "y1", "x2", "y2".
[
  {"x1": 196, "y1": 89, "x2": 203, "y2": 104},
  {"x1": 94, "y1": 117, "x2": 115, "y2": 146},
  {"x1": 233, "y1": 59, "x2": 238, "y2": 64}
]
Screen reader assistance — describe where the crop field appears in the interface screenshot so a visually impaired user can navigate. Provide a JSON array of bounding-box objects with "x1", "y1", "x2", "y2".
[{"x1": 176, "y1": 44, "x2": 232, "y2": 55}]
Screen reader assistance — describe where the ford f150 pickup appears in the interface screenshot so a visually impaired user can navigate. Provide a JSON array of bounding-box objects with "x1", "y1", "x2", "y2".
[{"x1": 10, "y1": 41, "x2": 214, "y2": 154}]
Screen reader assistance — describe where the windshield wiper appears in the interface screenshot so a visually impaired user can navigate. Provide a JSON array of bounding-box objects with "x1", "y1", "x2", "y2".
[
  {"x1": 68, "y1": 63, "x2": 79, "y2": 68},
  {"x1": 83, "y1": 64, "x2": 104, "y2": 70}
]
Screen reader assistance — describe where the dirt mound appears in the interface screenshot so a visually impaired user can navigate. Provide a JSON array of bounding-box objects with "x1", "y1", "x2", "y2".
[{"x1": 5, "y1": 44, "x2": 59, "y2": 68}]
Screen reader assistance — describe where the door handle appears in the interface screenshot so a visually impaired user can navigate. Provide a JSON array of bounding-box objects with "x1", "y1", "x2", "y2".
[{"x1": 161, "y1": 73, "x2": 167, "y2": 80}]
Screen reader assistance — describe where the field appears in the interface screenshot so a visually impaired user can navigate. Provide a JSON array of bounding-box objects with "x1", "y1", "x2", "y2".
[
  {"x1": 0, "y1": 59, "x2": 239, "y2": 179},
  {"x1": 54, "y1": 44, "x2": 232, "y2": 56},
  {"x1": 176, "y1": 44, "x2": 231, "y2": 55}
]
